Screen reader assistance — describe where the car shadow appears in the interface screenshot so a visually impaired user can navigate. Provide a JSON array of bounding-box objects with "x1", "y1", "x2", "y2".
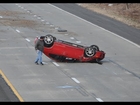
[{"x1": 54, "y1": 59, "x2": 110, "y2": 65}]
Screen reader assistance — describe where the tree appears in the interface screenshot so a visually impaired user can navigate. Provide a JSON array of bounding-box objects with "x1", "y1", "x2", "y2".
[{"x1": 126, "y1": 3, "x2": 129, "y2": 10}]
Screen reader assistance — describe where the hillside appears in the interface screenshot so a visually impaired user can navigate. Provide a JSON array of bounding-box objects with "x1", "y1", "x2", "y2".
[{"x1": 79, "y1": 3, "x2": 140, "y2": 29}]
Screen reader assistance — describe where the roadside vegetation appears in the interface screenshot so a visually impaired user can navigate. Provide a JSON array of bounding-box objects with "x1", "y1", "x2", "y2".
[{"x1": 79, "y1": 3, "x2": 140, "y2": 29}]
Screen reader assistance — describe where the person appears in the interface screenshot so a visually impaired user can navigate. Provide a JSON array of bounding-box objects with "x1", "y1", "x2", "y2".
[{"x1": 34, "y1": 36, "x2": 44, "y2": 65}]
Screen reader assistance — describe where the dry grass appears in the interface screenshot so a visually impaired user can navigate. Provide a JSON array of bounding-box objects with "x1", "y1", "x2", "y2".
[
  {"x1": 79, "y1": 3, "x2": 140, "y2": 29},
  {"x1": 0, "y1": 10, "x2": 40, "y2": 28}
]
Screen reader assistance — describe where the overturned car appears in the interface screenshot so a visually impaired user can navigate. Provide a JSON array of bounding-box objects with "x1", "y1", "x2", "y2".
[{"x1": 40, "y1": 34, "x2": 105, "y2": 64}]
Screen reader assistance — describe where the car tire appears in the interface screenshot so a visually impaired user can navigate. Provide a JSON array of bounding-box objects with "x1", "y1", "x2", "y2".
[
  {"x1": 90, "y1": 45, "x2": 99, "y2": 52},
  {"x1": 44, "y1": 34, "x2": 56, "y2": 47},
  {"x1": 84, "y1": 46, "x2": 96, "y2": 57}
]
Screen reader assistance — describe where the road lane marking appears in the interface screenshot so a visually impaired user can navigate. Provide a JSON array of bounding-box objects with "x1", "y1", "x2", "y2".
[
  {"x1": 50, "y1": 24, "x2": 54, "y2": 27},
  {"x1": 0, "y1": 70, "x2": 24, "y2": 102},
  {"x1": 52, "y1": 62, "x2": 59, "y2": 66},
  {"x1": 49, "y1": 4, "x2": 140, "y2": 48},
  {"x1": 42, "y1": 62, "x2": 47, "y2": 64},
  {"x1": 96, "y1": 98, "x2": 104, "y2": 102},
  {"x1": 0, "y1": 16, "x2": 3, "y2": 18},
  {"x1": 46, "y1": 22, "x2": 50, "y2": 24},
  {"x1": 71, "y1": 77, "x2": 80, "y2": 83},
  {"x1": 25, "y1": 38, "x2": 30, "y2": 42},
  {"x1": 76, "y1": 40, "x2": 81, "y2": 43},
  {"x1": 37, "y1": 17, "x2": 41, "y2": 19},
  {"x1": 70, "y1": 37, "x2": 74, "y2": 40},
  {"x1": 55, "y1": 27, "x2": 59, "y2": 30},
  {"x1": 33, "y1": 15, "x2": 37, "y2": 17},
  {"x1": 16, "y1": 29, "x2": 20, "y2": 33},
  {"x1": 21, "y1": 7, "x2": 24, "y2": 9}
]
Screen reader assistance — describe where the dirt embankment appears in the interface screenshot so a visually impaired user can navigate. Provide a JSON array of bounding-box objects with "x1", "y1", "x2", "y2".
[
  {"x1": 0, "y1": 10, "x2": 39, "y2": 28},
  {"x1": 79, "y1": 3, "x2": 140, "y2": 29}
]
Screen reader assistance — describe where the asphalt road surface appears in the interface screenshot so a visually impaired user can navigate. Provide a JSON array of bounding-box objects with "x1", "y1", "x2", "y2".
[
  {"x1": 0, "y1": 74, "x2": 19, "y2": 101},
  {"x1": 0, "y1": 3, "x2": 140, "y2": 102}
]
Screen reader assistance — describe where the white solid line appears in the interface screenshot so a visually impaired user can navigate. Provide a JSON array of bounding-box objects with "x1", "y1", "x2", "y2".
[
  {"x1": 71, "y1": 77, "x2": 80, "y2": 83},
  {"x1": 52, "y1": 62, "x2": 59, "y2": 66},
  {"x1": 96, "y1": 98, "x2": 104, "y2": 102},
  {"x1": 49, "y1": 4, "x2": 140, "y2": 48},
  {"x1": 25, "y1": 38, "x2": 30, "y2": 42},
  {"x1": 16, "y1": 29, "x2": 20, "y2": 33}
]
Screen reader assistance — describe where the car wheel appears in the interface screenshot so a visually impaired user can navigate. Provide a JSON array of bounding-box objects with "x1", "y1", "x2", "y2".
[
  {"x1": 90, "y1": 45, "x2": 99, "y2": 52},
  {"x1": 44, "y1": 34, "x2": 55, "y2": 47},
  {"x1": 84, "y1": 46, "x2": 96, "y2": 57}
]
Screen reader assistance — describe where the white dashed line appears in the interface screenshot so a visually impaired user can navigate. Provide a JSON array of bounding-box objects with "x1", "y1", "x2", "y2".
[
  {"x1": 113, "y1": 72, "x2": 117, "y2": 75},
  {"x1": 46, "y1": 22, "x2": 50, "y2": 24},
  {"x1": 33, "y1": 15, "x2": 37, "y2": 17},
  {"x1": 76, "y1": 41, "x2": 81, "y2": 43},
  {"x1": 41, "y1": 19, "x2": 45, "y2": 22},
  {"x1": 52, "y1": 62, "x2": 59, "y2": 66},
  {"x1": 96, "y1": 98, "x2": 104, "y2": 102},
  {"x1": 25, "y1": 38, "x2": 30, "y2": 42},
  {"x1": 16, "y1": 29, "x2": 20, "y2": 33},
  {"x1": 70, "y1": 37, "x2": 74, "y2": 40},
  {"x1": 50, "y1": 25, "x2": 54, "y2": 27},
  {"x1": 0, "y1": 16, "x2": 3, "y2": 18},
  {"x1": 37, "y1": 17, "x2": 41, "y2": 19},
  {"x1": 42, "y1": 62, "x2": 47, "y2": 64},
  {"x1": 55, "y1": 27, "x2": 59, "y2": 30},
  {"x1": 71, "y1": 77, "x2": 80, "y2": 83}
]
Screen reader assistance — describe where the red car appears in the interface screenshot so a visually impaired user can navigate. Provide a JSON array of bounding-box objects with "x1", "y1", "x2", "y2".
[{"x1": 42, "y1": 34, "x2": 105, "y2": 64}]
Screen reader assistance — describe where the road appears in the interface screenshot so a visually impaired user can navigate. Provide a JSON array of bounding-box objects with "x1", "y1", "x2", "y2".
[
  {"x1": 0, "y1": 3, "x2": 140, "y2": 102},
  {"x1": 0, "y1": 71, "x2": 20, "y2": 101}
]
